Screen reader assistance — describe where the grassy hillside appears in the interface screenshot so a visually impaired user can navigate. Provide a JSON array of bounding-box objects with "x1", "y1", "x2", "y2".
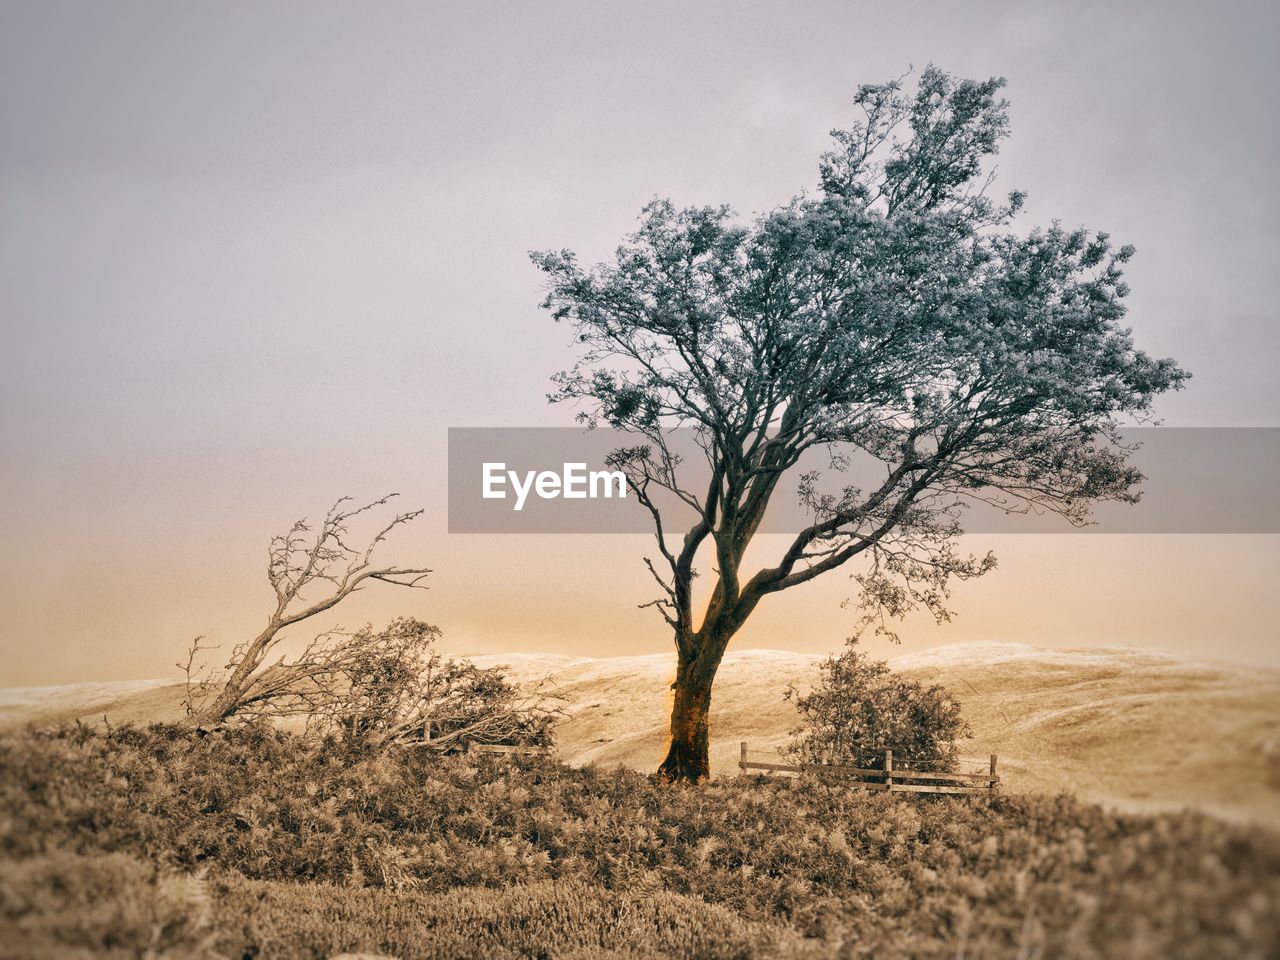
[
  {"x1": 4, "y1": 642, "x2": 1277, "y2": 825},
  {"x1": 889, "y1": 643, "x2": 1280, "y2": 825},
  {"x1": 473, "y1": 643, "x2": 1280, "y2": 826},
  {"x1": 2, "y1": 725, "x2": 1276, "y2": 958}
]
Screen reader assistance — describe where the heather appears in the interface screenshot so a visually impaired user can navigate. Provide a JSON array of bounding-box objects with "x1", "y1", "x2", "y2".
[{"x1": 1, "y1": 724, "x2": 1276, "y2": 958}]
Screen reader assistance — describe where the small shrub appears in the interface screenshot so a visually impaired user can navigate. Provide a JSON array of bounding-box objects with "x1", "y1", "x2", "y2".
[
  {"x1": 307, "y1": 618, "x2": 560, "y2": 748},
  {"x1": 784, "y1": 640, "x2": 970, "y2": 771}
]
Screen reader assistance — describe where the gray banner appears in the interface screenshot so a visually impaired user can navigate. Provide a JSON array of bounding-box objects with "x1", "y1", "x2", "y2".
[{"x1": 447, "y1": 427, "x2": 1280, "y2": 534}]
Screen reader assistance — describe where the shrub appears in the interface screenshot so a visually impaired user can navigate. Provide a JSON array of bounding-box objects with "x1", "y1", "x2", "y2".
[
  {"x1": 784, "y1": 641, "x2": 970, "y2": 771},
  {"x1": 0, "y1": 852, "x2": 219, "y2": 959},
  {"x1": 306, "y1": 618, "x2": 561, "y2": 748},
  {"x1": 186, "y1": 615, "x2": 562, "y2": 749},
  {"x1": 1, "y1": 725, "x2": 1277, "y2": 958},
  {"x1": 304, "y1": 617, "x2": 443, "y2": 740}
]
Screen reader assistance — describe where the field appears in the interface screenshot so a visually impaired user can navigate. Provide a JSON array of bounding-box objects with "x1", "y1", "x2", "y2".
[
  {"x1": 2, "y1": 642, "x2": 1278, "y2": 958},
  {"x1": 470, "y1": 643, "x2": 1280, "y2": 827},
  {"x1": 7, "y1": 642, "x2": 1277, "y2": 826},
  {"x1": 2, "y1": 722, "x2": 1278, "y2": 959}
]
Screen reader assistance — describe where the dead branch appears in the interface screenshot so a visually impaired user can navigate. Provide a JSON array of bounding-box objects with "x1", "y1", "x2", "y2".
[{"x1": 192, "y1": 494, "x2": 430, "y2": 725}]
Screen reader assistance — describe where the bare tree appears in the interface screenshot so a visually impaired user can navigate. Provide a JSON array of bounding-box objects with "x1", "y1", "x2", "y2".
[
  {"x1": 191, "y1": 494, "x2": 431, "y2": 725},
  {"x1": 190, "y1": 615, "x2": 565, "y2": 748},
  {"x1": 177, "y1": 635, "x2": 220, "y2": 718}
]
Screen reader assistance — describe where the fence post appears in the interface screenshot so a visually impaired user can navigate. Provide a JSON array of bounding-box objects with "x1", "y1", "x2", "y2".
[
  {"x1": 884, "y1": 749, "x2": 893, "y2": 792},
  {"x1": 740, "y1": 741, "x2": 748, "y2": 772},
  {"x1": 989, "y1": 754, "x2": 999, "y2": 795}
]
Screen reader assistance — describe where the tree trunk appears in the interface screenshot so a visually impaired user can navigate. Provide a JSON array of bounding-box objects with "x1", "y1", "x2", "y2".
[
  {"x1": 197, "y1": 673, "x2": 249, "y2": 725},
  {"x1": 657, "y1": 643, "x2": 724, "y2": 783},
  {"x1": 193, "y1": 625, "x2": 276, "y2": 724}
]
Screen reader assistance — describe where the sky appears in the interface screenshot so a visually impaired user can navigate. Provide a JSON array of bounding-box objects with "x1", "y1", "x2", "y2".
[{"x1": 1, "y1": 0, "x2": 1277, "y2": 686}]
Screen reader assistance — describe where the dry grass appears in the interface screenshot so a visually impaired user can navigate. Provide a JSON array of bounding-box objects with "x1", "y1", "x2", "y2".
[
  {"x1": 4, "y1": 642, "x2": 1277, "y2": 825},
  {"x1": 2, "y1": 724, "x2": 1277, "y2": 958},
  {"x1": 484, "y1": 642, "x2": 1280, "y2": 826}
]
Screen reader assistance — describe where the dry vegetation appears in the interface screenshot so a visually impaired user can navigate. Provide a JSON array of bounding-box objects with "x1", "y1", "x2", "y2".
[
  {"x1": 4, "y1": 642, "x2": 1278, "y2": 826},
  {"x1": 3, "y1": 643, "x2": 1277, "y2": 957},
  {"x1": 474, "y1": 643, "x2": 1280, "y2": 827},
  {"x1": 1, "y1": 722, "x2": 1277, "y2": 958}
]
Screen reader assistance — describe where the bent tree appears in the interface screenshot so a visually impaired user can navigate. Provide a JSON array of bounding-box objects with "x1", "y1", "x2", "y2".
[
  {"x1": 531, "y1": 67, "x2": 1187, "y2": 782},
  {"x1": 190, "y1": 495, "x2": 432, "y2": 725}
]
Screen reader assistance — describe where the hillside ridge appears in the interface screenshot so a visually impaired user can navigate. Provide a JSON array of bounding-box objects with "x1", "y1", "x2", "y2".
[{"x1": 3, "y1": 642, "x2": 1276, "y2": 825}]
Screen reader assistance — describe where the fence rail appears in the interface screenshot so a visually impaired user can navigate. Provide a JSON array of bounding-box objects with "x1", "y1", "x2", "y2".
[
  {"x1": 466, "y1": 742, "x2": 552, "y2": 756},
  {"x1": 738, "y1": 743, "x2": 1000, "y2": 797},
  {"x1": 410, "y1": 738, "x2": 552, "y2": 756}
]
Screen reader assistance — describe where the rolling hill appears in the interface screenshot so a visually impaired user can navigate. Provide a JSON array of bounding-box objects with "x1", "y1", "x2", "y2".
[{"x1": 3, "y1": 641, "x2": 1276, "y2": 827}]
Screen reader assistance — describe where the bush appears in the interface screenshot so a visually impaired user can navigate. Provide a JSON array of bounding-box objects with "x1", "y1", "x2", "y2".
[
  {"x1": 0, "y1": 852, "x2": 810, "y2": 960},
  {"x1": 784, "y1": 641, "x2": 971, "y2": 772},
  {"x1": 187, "y1": 616, "x2": 561, "y2": 750},
  {"x1": 306, "y1": 618, "x2": 561, "y2": 748},
  {"x1": 1, "y1": 724, "x2": 1278, "y2": 957}
]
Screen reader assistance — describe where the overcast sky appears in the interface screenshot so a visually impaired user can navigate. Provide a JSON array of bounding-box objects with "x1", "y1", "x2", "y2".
[{"x1": 2, "y1": 0, "x2": 1277, "y2": 685}]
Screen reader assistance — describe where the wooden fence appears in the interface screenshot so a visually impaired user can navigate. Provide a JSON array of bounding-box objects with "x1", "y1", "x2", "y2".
[
  {"x1": 738, "y1": 743, "x2": 1000, "y2": 797},
  {"x1": 466, "y1": 742, "x2": 552, "y2": 756},
  {"x1": 413, "y1": 738, "x2": 552, "y2": 756}
]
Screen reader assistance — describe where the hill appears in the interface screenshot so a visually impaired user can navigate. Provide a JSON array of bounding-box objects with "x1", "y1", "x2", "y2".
[
  {"x1": 2, "y1": 641, "x2": 1276, "y2": 826},
  {"x1": 473, "y1": 643, "x2": 1280, "y2": 826}
]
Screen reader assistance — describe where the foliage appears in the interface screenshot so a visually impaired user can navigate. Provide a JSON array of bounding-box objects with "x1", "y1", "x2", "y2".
[
  {"x1": 0, "y1": 853, "x2": 804, "y2": 960},
  {"x1": 785, "y1": 642, "x2": 970, "y2": 771},
  {"x1": 1, "y1": 725, "x2": 1276, "y2": 958},
  {"x1": 314, "y1": 616, "x2": 443, "y2": 740},
  {"x1": 0, "y1": 852, "x2": 219, "y2": 960}
]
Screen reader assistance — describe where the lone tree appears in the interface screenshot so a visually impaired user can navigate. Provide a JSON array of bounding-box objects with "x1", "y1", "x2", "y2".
[{"x1": 531, "y1": 67, "x2": 1188, "y2": 782}]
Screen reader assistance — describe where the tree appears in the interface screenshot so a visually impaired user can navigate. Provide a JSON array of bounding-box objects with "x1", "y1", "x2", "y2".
[
  {"x1": 530, "y1": 67, "x2": 1188, "y2": 783},
  {"x1": 187, "y1": 494, "x2": 432, "y2": 725},
  {"x1": 784, "y1": 641, "x2": 970, "y2": 772}
]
